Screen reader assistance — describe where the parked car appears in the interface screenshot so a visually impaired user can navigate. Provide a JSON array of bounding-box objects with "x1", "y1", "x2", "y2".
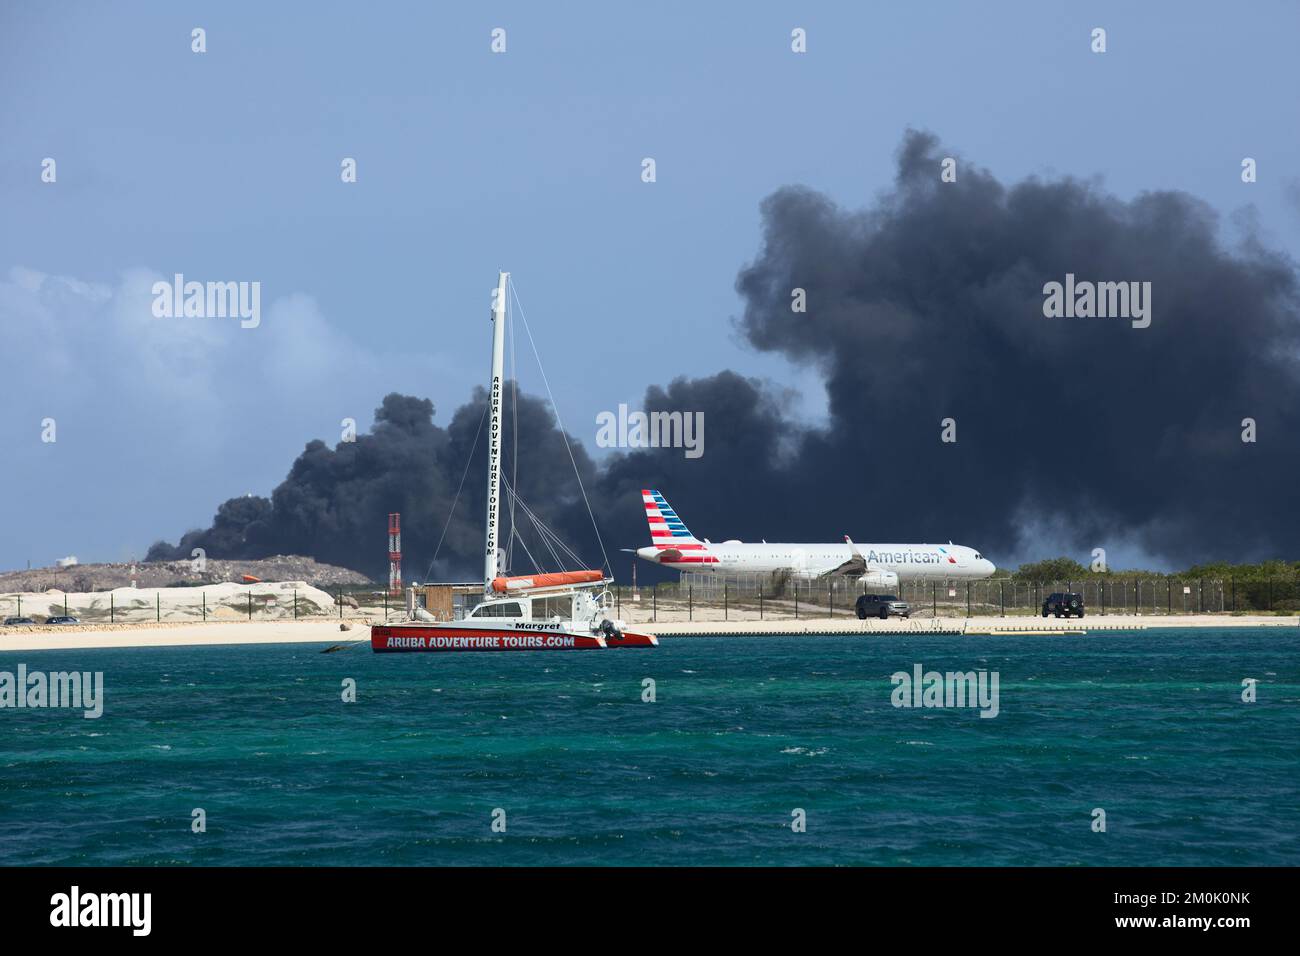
[
  {"x1": 45, "y1": 616, "x2": 81, "y2": 625},
  {"x1": 1042, "y1": 592, "x2": 1084, "y2": 618},
  {"x1": 856, "y1": 594, "x2": 911, "y2": 620},
  {"x1": 2, "y1": 616, "x2": 36, "y2": 626}
]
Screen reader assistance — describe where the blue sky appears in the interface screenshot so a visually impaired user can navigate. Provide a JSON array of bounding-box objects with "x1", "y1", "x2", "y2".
[{"x1": 2, "y1": 1, "x2": 1298, "y2": 570}]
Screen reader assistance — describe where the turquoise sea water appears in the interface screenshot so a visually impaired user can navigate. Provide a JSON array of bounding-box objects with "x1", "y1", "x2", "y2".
[{"x1": 1, "y1": 630, "x2": 1297, "y2": 866}]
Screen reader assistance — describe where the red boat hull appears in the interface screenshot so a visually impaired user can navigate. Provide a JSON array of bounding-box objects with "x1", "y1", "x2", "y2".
[
  {"x1": 371, "y1": 624, "x2": 657, "y2": 652},
  {"x1": 602, "y1": 630, "x2": 658, "y2": 648}
]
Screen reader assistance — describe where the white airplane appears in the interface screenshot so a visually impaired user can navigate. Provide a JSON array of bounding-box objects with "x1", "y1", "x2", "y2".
[{"x1": 632, "y1": 489, "x2": 996, "y2": 590}]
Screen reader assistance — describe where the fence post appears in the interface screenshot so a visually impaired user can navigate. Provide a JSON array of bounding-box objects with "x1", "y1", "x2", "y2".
[
  {"x1": 294, "y1": 589, "x2": 298, "y2": 620},
  {"x1": 247, "y1": 591, "x2": 252, "y2": 621},
  {"x1": 828, "y1": 582, "x2": 833, "y2": 619},
  {"x1": 16, "y1": 596, "x2": 20, "y2": 618},
  {"x1": 201, "y1": 592, "x2": 205, "y2": 622},
  {"x1": 64, "y1": 593, "x2": 69, "y2": 615},
  {"x1": 653, "y1": 583, "x2": 657, "y2": 623},
  {"x1": 689, "y1": 584, "x2": 693, "y2": 622},
  {"x1": 1268, "y1": 577, "x2": 1273, "y2": 611},
  {"x1": 339, "y1": 587, "x2": 343, "y2": 619},
  {"x1": 724, "y1": 583, "x2": 728, "y2": 622},
  {"x1": 932, "y1": 582, "x2": 937, "y2": 618},
  {"x1": 1101, "y1": 581, "x2": 1106, "y2": 616},
  {"x1": 616, "y1": 586, "x2": 621, "y2": 618},
  {"x1": 794, "y1": 583, "x2": 798, "y2": 620},
  {"x1": 966, "y1": 583, "x2": 971, "y2": 619},
  {"x1": 999, "y1": 580, "x2": 1005, "y2": 617},
  {"x1": 759, "y1": 588, "x2": 764, "y2": 620},
  {"x1": 384, "y1": 590, "x2": 388, "y2": 622},
  {"x1": 1231, "y1": 576, "x2": 1235, "y2": 613},
  {"x1": 156, "y1": 592, "x2": 160, "y2": 623},
  {"x1": 1199, "y1": 578, "x2": 1204, "y2": 614},
  {"x1": 110, "y1": 593, "x2": 115, "y2": 624}
]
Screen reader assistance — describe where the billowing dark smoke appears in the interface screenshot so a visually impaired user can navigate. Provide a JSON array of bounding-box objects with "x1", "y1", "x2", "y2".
[
  {"x1": 725, "y1": 130, "x2": 1300, "y2": 564},
  {"x1": 588, "y1": 371, "x2": 811, "y2": 566},
  {"x1": 154, "y1": 131, "x2": 1300, "y2": 576},
  {"x1": 591, "y1": 130, "x2": 1300, "y2": 569},
  {"x1": 149, "y1": 390, "x2": 601, "y2": 581}
]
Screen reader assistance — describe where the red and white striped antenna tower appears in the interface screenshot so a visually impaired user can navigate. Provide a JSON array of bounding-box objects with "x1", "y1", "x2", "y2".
[{"x1": 387, "y1": 513, "x2": 402, "y2": 596}]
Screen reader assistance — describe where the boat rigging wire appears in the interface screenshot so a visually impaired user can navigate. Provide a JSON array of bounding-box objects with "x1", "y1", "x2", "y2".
[
  {"x1": 419, "y1": 276, "x2": 612, "y2": 586},
  {"x1": 420, "y1": 397, "x2": 489, "y2": 585},
  {"x1": 508, "y1": 278, "x2": 613, "y2": 577}
]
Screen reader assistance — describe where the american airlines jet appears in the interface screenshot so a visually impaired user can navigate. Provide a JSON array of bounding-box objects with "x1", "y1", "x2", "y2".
[{"x1": 632, "y1": 489, "x2": 996, "y2": 590}]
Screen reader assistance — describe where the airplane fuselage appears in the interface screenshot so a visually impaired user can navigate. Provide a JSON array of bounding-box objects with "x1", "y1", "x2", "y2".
[
  {"x1": 634, "y1": 490, "x2": 996, "y2": 583},
  {"x1": 635, "y1": 541, "x2": 996, "y2": 581}
]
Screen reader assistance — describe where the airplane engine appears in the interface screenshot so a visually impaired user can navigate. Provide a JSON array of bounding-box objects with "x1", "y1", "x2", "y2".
[{"x1": 857, "y1": 570, "x2": 899, "y2": 590}]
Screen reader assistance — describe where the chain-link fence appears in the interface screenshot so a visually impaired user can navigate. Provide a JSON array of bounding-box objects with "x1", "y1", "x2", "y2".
[
  {"x1": 7, "y1": 575, "x2": 1298, "y2": 628},
  {"x1": 611, "y1": 573, "x2": 1300, "y2": 623}
]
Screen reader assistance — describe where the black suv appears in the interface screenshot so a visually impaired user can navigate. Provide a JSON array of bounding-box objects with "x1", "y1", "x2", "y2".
[
  {"x1": 46, "y1": 616, "x2": 81, "y2": 625},
  {"x1": 856, "y1": 594, "x2": 911, "y2": 620},
  {"x1": 1042, "y1": 592, "x2": 1084, "y2": 618},
  {"x1": 2, "y1": 616, "x2": 36, "y2": 626}
]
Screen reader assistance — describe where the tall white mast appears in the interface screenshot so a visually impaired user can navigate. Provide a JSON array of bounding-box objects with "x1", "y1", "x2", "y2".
[{"x1": 483, "y1": 270, "x2": 509, "y2": 593}]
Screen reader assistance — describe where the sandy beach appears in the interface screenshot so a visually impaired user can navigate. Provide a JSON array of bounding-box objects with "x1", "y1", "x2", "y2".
[{"x1": 0, "y1": 619, "x2": 368, "y2": 652}]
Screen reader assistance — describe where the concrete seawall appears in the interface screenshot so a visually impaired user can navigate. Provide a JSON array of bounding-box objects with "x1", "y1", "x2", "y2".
[
  {"x1": 646, "y1": 614, "x2": 1298, "y2": 637},
  {"x1": 1, "y1": 614, "x2": 1294, "y2": 652}
]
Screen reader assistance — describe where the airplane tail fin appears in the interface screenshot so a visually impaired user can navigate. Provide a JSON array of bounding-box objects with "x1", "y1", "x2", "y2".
[{"x1": 642, "y1": 490, "x2": 701, "y2": 545}]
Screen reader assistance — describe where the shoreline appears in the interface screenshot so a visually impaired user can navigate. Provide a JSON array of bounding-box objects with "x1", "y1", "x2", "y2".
[
  {"x1": 0, "y1": 620, "x2": 364, "y2": 652},
  {"x1": 649, "y1": 614, "x2": 1297, "y2": 636},
  {"x1": 0, "y1": 614, "x2": 1295, "y2": 651}
]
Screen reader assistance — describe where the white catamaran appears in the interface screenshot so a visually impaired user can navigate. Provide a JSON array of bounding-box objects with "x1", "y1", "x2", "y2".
[{"x1": 371, "y1": 271, "x2": 658, "y2": 652}]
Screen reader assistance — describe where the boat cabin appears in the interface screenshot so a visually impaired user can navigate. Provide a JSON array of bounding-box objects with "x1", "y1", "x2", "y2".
[{"x1": 464, "y1": 588, "x2": 602, "y2": 623}]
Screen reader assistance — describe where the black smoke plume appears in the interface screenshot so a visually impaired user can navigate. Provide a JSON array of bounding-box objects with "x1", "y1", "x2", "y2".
[
  {"x1": 148, "y1": 390, "x2": 601, "y2": 582},
  {"x1": 153, "y1": 131, "x2": 1300, "y2": 576},
  {"x1": 725, "y1": 130, "x2": 1300, "y2": 565}
]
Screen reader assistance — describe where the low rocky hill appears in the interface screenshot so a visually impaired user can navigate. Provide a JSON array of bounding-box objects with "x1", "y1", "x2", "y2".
[{"x1": 0, "y1": 555, "x2": 372, "y2": 593}]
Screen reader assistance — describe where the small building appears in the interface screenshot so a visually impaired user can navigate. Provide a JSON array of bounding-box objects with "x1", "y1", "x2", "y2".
[{"x1": 416, "y1": 583, "x2": 482, "y2": 621}]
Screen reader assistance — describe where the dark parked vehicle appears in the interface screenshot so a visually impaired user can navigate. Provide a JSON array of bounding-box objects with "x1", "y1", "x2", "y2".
[
  {"x1": 1042, "y1": 592, "x2": 1084, "y2": 618},
  {"x1": 2, "y1": 616, "x2": 36, "y2": 626},
  {"x1": 45, "y1": 616, "x2": 81, "y2": 625},
  {"x1": 856, "y1": 594, "x2": 911, "y2": 620}
]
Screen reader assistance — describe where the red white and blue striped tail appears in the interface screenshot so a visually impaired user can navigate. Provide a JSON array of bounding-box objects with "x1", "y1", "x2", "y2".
[
  {"x1": 642, "y1": 489, "x2": 698, "y2": 543},
  {"x1": 641, "y1": 490, "x2": 717, "y2": 565}
]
